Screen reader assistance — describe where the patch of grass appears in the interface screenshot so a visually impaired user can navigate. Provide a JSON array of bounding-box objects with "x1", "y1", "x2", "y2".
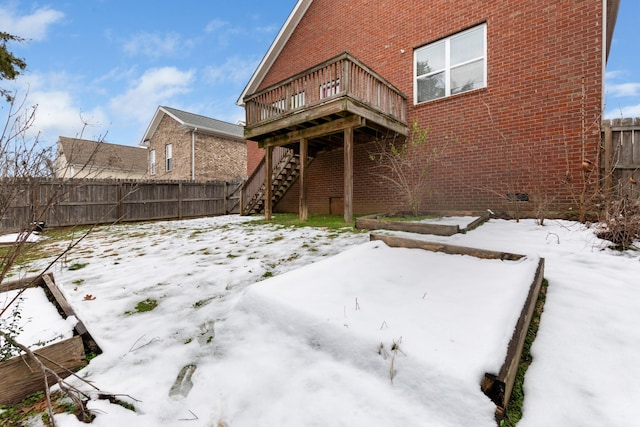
[
  {"x1": 113, "y1": 398, "x2": 135, "y2": 412},
  {"x1": 189, "y1": 230, "x2": 205, "y2": 238},
  {"x1": 0, "y1": 225, "x2": 95, "y2": 268},
  {"x1": 126, "y1": 298, "x2": 158, "y2": 315},
  {"x1": 193, "y1": 296, "x2": 218, "y2": 308},
  {"x1": 252, "y1": 214, "x2": 364, "y2": 231},
  {"x1": 68, "y1": 262, "x2": 88, "y2": 271},
  {"x1": 0, "y1": 391, "x2": 89, "y2": 426},
  {"x1": 72, "y1": 279, "x2": 85, "y2": 286},
  {"x1": 500, "y1": 278, "x2": 548, "y2": 427},
  {"x1": 261, "y1": 271, "x2": 274, "y2": 279}
]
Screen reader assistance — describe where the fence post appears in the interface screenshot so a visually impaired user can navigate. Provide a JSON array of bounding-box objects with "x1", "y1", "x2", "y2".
[
  {"x1": 239, "y1": 180, "x2": 246, "y2": 215},
  {"x1": 117, "y1": 183, "x2": 123, "y2": 221},
  {"x1": 603, "y1": 121, "x2": 613, "y2": 201},
  {"x1": 178, "y1": 182, "x2": 183, "y2": 220},
  {"x1": 224, "y1": 181, "x2": 229, "y2": 214}
]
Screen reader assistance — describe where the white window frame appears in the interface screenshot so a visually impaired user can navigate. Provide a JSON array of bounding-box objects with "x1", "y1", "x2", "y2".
[
  {"x1": 414, "y1": 23, "x2": 487, "y2": 104},
  {"x1": 150, "y1": 149, "x2": 156, "y2": 175},
  {"x1": 165, "y1": 144, "x2": 172, "y2": 172}
]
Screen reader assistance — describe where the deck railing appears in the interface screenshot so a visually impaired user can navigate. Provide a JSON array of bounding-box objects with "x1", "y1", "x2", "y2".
[
  {"x1": 240, "y1": 146, "x2": 292, "y2": 214},
  {"x1": 244, "y1": 52, "x2": 407, "y2": 128}
]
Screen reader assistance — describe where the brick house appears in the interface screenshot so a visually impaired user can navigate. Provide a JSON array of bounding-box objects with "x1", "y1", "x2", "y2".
[
  {"x1": 140, "y1": 106, "x2": 247, "y2": 182},
  {"x1": 55, "y1": 137, "x2": 147, "y2": 179},
  {"x1": 238, "y1": 0, "x2": 620, "y2": 221}
]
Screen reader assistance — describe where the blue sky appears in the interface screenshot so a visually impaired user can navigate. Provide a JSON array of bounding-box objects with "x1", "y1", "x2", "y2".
[
  {"x1": 0, "y1": 1, "x2": 638, "y2": 149},
  {"x1": 605, "y1": 0, "x2": 640, "y2": 120}
]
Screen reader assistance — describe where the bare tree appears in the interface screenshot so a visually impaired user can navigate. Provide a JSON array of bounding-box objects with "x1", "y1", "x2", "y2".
[{"x1": 1, "y1": 90, "x2": 137, "y2": 424}]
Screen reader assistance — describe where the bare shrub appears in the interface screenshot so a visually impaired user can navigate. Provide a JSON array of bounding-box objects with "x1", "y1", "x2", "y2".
[
  {"x1": 596, "y1": 198, "x2": 640, "y2": 250},
  {"x1": 369, "y1": 121, "x2": 451, "y2": 216}
]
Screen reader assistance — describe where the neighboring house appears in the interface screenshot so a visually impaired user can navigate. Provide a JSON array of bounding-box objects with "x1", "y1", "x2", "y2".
[
  {"x1": 55, "y1": 137, "x2": 147, "y2": 180},
  {"x1": 140, "y1": 106, "x2": 247, "y2": 182},
  {"x1": 238, "y1": 0, "x2": 620, "y2": 221}
]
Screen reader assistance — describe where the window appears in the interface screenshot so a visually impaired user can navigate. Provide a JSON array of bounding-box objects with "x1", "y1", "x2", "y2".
[
  {"x1": 165, "y1": 144, "x2": 172, "y2": 172},
  {"x1": 150, "y1": 149, "x2": 156, "y2": 175},
  {"x1": 414, "y1": 24, "x2": 486, "y2": 103}
]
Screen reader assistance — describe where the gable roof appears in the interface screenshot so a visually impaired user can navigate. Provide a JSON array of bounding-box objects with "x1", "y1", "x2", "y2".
[
  {"x1": 237, "y1": 0, "x2": 313, "y2": 106},
  {"x1": 140, "y1": 106, "x2": 245, "y2": 147},
  {"x1": 237, "y1": 0, "x2": 620, "y2": 106},
  {"x1": 58, "y1": 137, "x2": 147, "y2": 172}
]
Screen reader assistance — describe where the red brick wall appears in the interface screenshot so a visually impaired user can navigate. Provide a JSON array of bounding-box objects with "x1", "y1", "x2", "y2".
[
  {"x1": 246, "y1": 141, "x2": 264, "y2": 177},
  {"x1": 260, "y1": 0, "x2": 605, "y2": 214}
]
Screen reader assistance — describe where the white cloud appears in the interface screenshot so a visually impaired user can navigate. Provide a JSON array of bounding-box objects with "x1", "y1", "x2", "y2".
[
  {"x1": 205, "y1": 19, "x2": 228, "y2": 33},
  {"x1": 3, "y1": 73, "x2": 109, "y2": 145},
  {"x1": 606, "y1": 82, "x2": 640, "y2": 97},
  {"x1": 605, "y1": 70, "x2": 625, "y2": 80},
  {"x1": 203, "y1": 56, "x2": 260, "y2": 86},
  {"x1": 123, "y1": 32, "x2": 188, "y2": 58},
  {"x1": 0, "y1": 5, "x2": 64, "y2": 41},
  {"x1": 109, "y1": 67, "x2": 195, "y2": 123},
  {"x1": 604, "y1": 102, "x2": 640, "y2": 120},
  {"x1": 204, "y1": 19, "x2": 241, "y2": 48},
  {"x1": 31, "y1": 90, "x2": 108, "y2": 140}
]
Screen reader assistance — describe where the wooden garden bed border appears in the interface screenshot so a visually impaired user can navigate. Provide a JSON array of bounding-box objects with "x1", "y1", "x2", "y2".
[
  {"x1": 0, "y1": 272, "x2": 101, "y2": 405},
  {"x1": 369, "y1": 233, "x2": 545, "y2": 418},
  {"x1": 356, "y1": 212, "x2": 489, "y2": 236}
]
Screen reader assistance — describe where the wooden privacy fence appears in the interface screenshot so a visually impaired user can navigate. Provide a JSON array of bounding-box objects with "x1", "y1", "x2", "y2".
[
  {"x1": 0, "y1": 178, "x2": 243, "y2": 232},
  {"x1": 602, "y1": 118, "x2": 640, "y2": 200}
]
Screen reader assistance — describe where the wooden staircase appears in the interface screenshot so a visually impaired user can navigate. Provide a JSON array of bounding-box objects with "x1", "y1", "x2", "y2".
[{"x1": 241, "y1": 147, "x2": 312, "y2": 215}]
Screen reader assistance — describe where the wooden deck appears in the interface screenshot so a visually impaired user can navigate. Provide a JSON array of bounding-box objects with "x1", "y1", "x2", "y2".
[{"x1": 243, "y1": 52, "x2": 408, "y2": 151}]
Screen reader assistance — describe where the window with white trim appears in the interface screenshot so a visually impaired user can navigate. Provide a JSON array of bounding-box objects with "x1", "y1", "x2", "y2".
[
  {"x1": 150, "y1": 149, "x2": 156, "y2": 175},
  {"x1": 414, "y1": 24, "x2": 486, "y2": 103},
  {"x1": 165, "y1": 144, "x2": 172, "y2": 172}
]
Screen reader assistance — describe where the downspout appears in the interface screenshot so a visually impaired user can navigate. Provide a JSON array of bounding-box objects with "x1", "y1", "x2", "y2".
[{"x1": 191, "y1": 127, "x2": 197, "y2": 181}]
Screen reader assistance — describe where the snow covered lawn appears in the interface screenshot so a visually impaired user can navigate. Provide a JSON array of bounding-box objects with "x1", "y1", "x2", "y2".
[{"x1": 3, "y1": 214, "x2": 640, "y2": 426}]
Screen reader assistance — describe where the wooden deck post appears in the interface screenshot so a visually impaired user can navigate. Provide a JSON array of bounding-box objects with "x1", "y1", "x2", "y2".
[
  {"x1": 265, "y1": 145, "x2": 273, "y2": 220},
  {"x1": 299, "y1": 138, "x2": 308, "y2": 221},
  {"x1": 344, "y1": 127, "x2": 354, "y2": 223},
  {"x1": 604, "y1": 122, "x2": 613, "y2": 201}
]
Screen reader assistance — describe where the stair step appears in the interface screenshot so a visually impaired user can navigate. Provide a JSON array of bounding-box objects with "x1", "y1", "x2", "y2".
[{"x1": 243, "y1": 150, "x2": 313, "y2": 215}]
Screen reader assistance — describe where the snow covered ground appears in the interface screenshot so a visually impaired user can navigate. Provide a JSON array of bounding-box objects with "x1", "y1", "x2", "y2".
[
  {"x1": 0, "y1": 232, "x2": 42, "y2": 245},
  {"x1": 0, "y1": 287, "x2": 75, "y2": 356},
  {"x1": 2, "y1": 215, "x2": 639, "y2": 426}
]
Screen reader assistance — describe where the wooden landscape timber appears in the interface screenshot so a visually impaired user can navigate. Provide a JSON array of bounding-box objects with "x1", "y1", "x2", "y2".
[
  {"x1": 370, "y1": 233, "x2": 545, "y2": 419},
  {"x1": 482, "y1": 258, "x2": 545, "y2": 418},
  {"x1": 0, "y1": 336, "x2": 85, "y2": 405},
  {"x1": 356, "y1": 212, "x2": 489, "y2": 236},
  {"x1": 0, "y1": 272, "x2": 101, "y2": 405},
  {"x1": 369, "y1": 233, "x2": 524, "y2": 261}
]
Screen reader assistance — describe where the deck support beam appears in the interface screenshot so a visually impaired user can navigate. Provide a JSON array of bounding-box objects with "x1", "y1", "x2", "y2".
[
  {"x1": 299, "y1": 138, "x2": 308, "y2": 221},
  {"x1": 344, "y1": 127, "x2": 354, "y2": 223}
]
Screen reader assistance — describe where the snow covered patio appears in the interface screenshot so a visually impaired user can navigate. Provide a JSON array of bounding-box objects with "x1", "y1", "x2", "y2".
[{"x1": 2, "y1": 214, "x2": 639, "y2": 426}]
